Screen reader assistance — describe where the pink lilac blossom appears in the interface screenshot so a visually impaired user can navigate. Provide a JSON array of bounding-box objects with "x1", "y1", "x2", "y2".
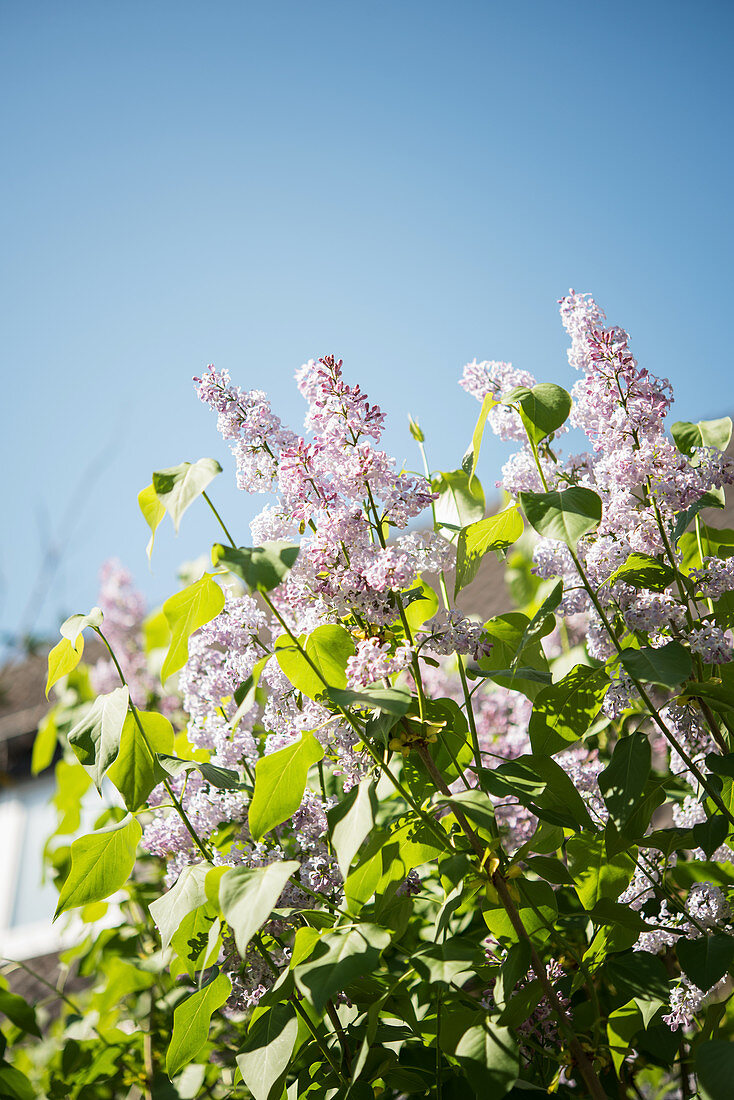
[
  {"x1": 194, "y1": 365, "x2": 299, "y2": 493},
  {"x1": 346, "y1": 637, "x2": 413, "y2": 687}
]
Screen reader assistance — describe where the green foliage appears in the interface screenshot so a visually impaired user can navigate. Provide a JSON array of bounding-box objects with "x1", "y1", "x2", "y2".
[
  {"x1": 45, "y1": 635, "x2": 84, "y2": 696},
  {"x1": 529, "y1": 664, "x2": 609, "y2": 754},
  {"x1": 237, "y1": 1004, "x2": 300, "y2": 1100},
  {"x1": 501, "y1": 382, "x2": 572, "y2": 444},
  {"x1": 432, "y1": 469, "x2": 485, "y2": 536},
  {"x1": 454, "y1": 508, "x2": 524, "y2": 596},
  {"x1": 598, "y1": 732, "x2": 651, "y2": 828},
  {"x1": 55, "y1": 814, "x2": 142, "y2": 916},
  {"x1": 161, "y1": 573, "x2": 226, "y2": 681},
  {"x1": 606, "y1": 551, "x2": 675, "y2": 591},
  {"x1": 219, "y1": 861, "x2": 301, "y2": 955},
  {"x1": 518, "y1": 485, "x2": 603, "y2": 546},
  {"x1": 107, "y1": 710, "x2": 174, "y2": 811},
  {"x1": 461, "y1": 392, "x2": 497, "y2": 489},
  {"x1": 672, "y1": 416, "x2": 733, "y2": 455},
  {"x1": 67, "y1": 685, "x2": 129, "y2": 789},
  {"x1": 275, "y1": 623, "x2": 355, "y2": 699},
  {"x1": 619, "y1": 640, "x2": 693, "y2": 688},
  {"x1": 249, "y1": 731, "x2": 324, "y2": 841},
  {"x1": 166, "y1": 970, "x2": 231, "y2": 1077},
  {"x1": 152, "y1": 457, "x2": 222, "y2": 533},
  {"x1": 212, "y1": 540, "x2": 300, "y2": 593}
]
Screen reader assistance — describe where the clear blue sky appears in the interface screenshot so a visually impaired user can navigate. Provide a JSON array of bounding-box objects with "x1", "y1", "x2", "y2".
[{"x1": 2, "y1": 0, "x2": 733, "y2": 645}]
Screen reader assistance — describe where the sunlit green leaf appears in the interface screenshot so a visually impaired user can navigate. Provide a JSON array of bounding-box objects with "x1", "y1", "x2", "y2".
[
  {"x1": 455, "y1": 508, "x2": 524, "y2": 596},
  {"x1": 161, "y1": 574, "x2": 225, "y2": 682},
  {"x1": 518, "y1": 486, "x2": 602, "y2": 546},
  {"x1": 275, "y1": 623, "x2": 354, "y2": 701},
  {"x1": 166, "y1": 970, "x2": 231, "y2": 1077},
  {"x1": 67, "y1": 685, "x2": 129, "y2": 790},
  {"x1": 107, "y1": 710, "x2": 174, "y2": 811},
  {"x1": 138, "y1": 482, "x2": 166, "y2": 558},
  {"x1": 212, "y1": 541, "x2": 299, "y2": 594},
  {"x1": 220, "y1": 861, "x2": 300, "y2": 956},
  {"x1": 153, "y1": 457, "x2": 222, "y2": 533},
  {"x1": 249, "y1": 732, "x2": 324, "y2": 842},
  {"x1": 55, "y1": 814, "x2": 141, "y2": 917}
]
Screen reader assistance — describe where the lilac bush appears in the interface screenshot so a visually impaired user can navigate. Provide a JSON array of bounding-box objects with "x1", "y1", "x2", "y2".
[{"x1": 6, "y1": 293, "x2": 734, "y2": 1099}]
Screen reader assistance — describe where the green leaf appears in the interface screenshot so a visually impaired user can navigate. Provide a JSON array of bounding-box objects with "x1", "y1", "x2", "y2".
[
  {"x1": 479, "y1": 754, "x2": 593, "y2": 830},
  {"x1": 275, "y1": 623, "x2": 355, "y2": 700},
  {"x1": 45, "y1": 635, "x2": 84, "y2": 696},
  {"x1": 436, "y1": 789, "x2": 499, "y2": 837},
  {"x1": 461, "y1": 392, "x2": 498, "y2": 489},
  {"x1": 326, "y1": 685, "x2": 412, "y2": 716},
  {"x1": 60, "y1": 606, "x2": 104, "y2": 645},
  {"x1": 150, "y1": 863, "x2": 212, "y2": 951},
  {"x1": 439, "y1": 1010, "x2": 518, "y2": 1097},
  {"x1": 0, "y1": 1065, "x2": 36, "y2": 1100},
  {"x1": 677, "y1": 933, "x2": 734, "y2": 991},
  {"x1": 219, "y1": 860, "x2": 300, "y2": 956},
  {"x1": 212, "y1": 541, "x2": 300, "y2": 594},
  {"x1": 484, "y1": 878, "x2": 558, "y2": 943},
  {"x1": 249, "y1": 732, "x2": 324, "y2": 841},
  {"x1": 0, "y1": 989, "x2": 41, "y2": 1037},
  {"x1": 607, "y1": 1000, "x2": 643, "y2": 1076},
  {"x1": 619, "y1": 641, "x2": 692, "y2": 689},
  {"x1": 697, "y1": 1039, "x2": 734, "y2": 1100},
  {"x1": 293, "y1": 923, "x2": 391, "y2": 1012},
  {"x1": 432, "y1": 469, "x2": 485, "y2": 537},
  {"x1": 518, "y1": 486, "x2": 602, "y2": 546},
  {"x1": 55, "y1": 813, "x2": 141, "y2": 917},
  {"x1": 454, "y1": 509, "x2": 524, "y2": 596},
  {"x1": 161, "y1": 574, "x2": 225, "y2": 682},
  {"x1": 502, "y1": 382, "x2": 572, "y2": 445},
  {"x1": 598, "y1": 732, "x2": 651, "y2": 828},
  {"x1": 67, "y1": 685, "x2": 129, "y2": 790},
  {"x1": 399, "y1": 578, "x2": 439, "y2": 632},
  {"x1": 156, "y1": 753, "x2": 242, "y2": 790},
  {"x1": 529, "y1": 664, "x2": 609, "y2": 755},
  {"x1": 328, "y1": 778, "x2": 376, "y2": 878},
  {"x1": 171, "y1": 907, "x2": 222, "y2": 978},
  {"x1": 31, "y1": 709, "x2": 58, "y2": 775},
  {"x1": 478, "y1": 612, "x2": 552, "y2": 701},
  {"x1": 152, "y1": 458, "x2": 222, "y2": 533},
  {"x1": 566, "y1": 834, "x2": 635, "y2": 909},
  {"x1": 408, "y1": 414, "x2": 425, "y2": 442},
  {"x1": 672, "y1": 417, "x2": 733, "y2": 456},
  {"x1": 107, "y1": 711, "x2": 174, "y2": 811},
  {"x1": 237, "y1": 1004, "x2": 299, "y2": 1100},
  {"x1": 606, "y1": 552, "x2": 675, "y2": 592},
  {"x1": 606, "y1": 951, "x2": 670, "y2": 1004},
  {"x1": 411, "y1": 940, "x2": 479, "y2": 987},
  {"x1": 138, "y1": 482, "x2": 166, "y2": 558},
  {"x1": 166, "y1": 970, "x2": 231, "y2": 1077}
]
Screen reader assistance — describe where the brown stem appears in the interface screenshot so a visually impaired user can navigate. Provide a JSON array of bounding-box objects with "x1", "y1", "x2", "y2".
[
  {"x1": 492, "y1": 873, "x2": 607, "y2": 1100},
  {"x1": 326, "y1": 999, "x2": 352, "y2": 1075}
]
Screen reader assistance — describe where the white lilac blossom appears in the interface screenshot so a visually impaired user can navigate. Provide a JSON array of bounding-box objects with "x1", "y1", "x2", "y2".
[
  {"x1": 662, "y1": 703, "x2": 716, "y2": 780},
  {"x1": 688, "y1": 623, "x2": 734, "y2": 664},
  {"x1": 689, "y1": 556, "x2": 734, "y2": 600},
  {"x1": 602, "y1": 672, "x2": 638, "y2": 719}
]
